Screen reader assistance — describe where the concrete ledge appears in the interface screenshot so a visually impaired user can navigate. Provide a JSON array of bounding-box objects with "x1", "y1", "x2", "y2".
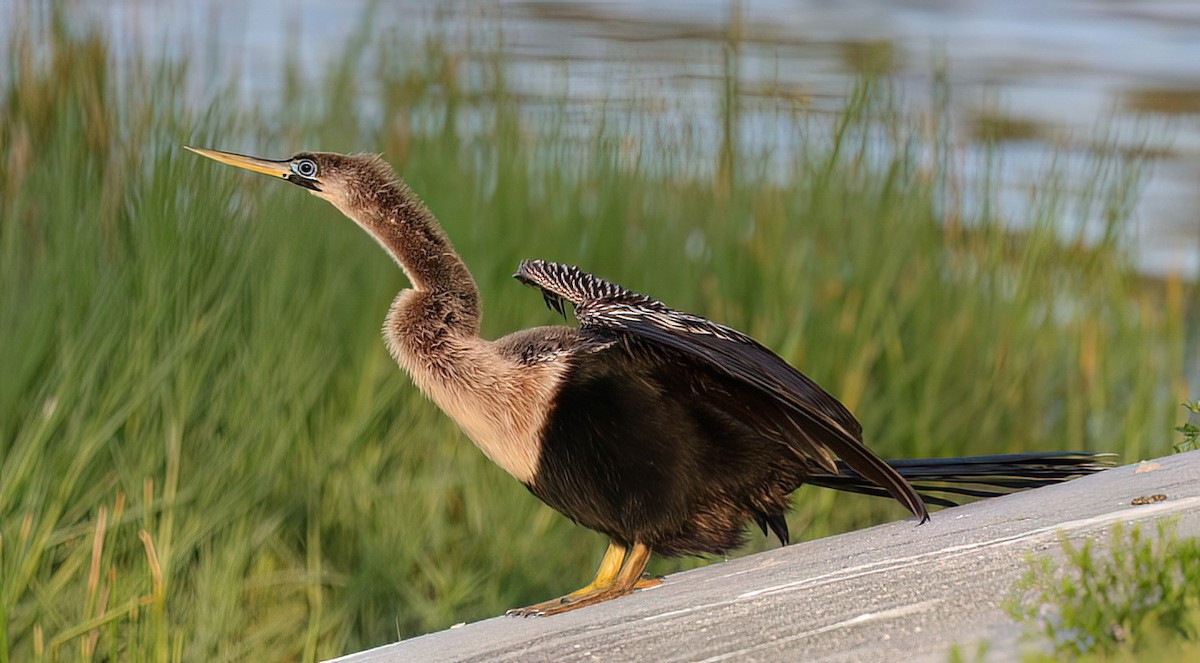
[{"x1": 331, "y1": 450, "x2": 1200, "y2": 663}]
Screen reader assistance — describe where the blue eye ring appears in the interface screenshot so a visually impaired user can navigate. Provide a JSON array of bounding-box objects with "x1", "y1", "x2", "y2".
[{"x1": 292, "y1": 159, "x2": 318, "y2": 178}]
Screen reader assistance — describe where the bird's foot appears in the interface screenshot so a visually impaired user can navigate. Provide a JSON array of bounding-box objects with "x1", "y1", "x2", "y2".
[
  {"x1": 633, "y1": 575, "x2": 662, "y2": 591},
  {"x1": 505, "y1": 576, "x2": 661, "y2": 617},
  {"x1": 505, "y1": 587, "x2": 628, "y2": 617}
]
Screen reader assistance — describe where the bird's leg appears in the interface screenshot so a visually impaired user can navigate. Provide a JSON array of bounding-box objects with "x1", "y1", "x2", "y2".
[
  {"x1": 615, "y1": 542, "x2": 661, "y2": 592},
  {"x1": 507, "y1": 542, "x2": 656, "y2": 617},
  {"x1": 566, "y1": 540, "x2": 629, "y2": 596}
]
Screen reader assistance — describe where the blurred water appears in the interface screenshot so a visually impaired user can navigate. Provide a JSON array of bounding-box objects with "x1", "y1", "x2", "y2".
[{"x1": 4, "y1": 0, "x2": 1198, "y2": 276}]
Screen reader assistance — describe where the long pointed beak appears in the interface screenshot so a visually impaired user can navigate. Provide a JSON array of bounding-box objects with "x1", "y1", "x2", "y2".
[{"x1": 184, "y1": 146, "x2": 291, "y2": 180}]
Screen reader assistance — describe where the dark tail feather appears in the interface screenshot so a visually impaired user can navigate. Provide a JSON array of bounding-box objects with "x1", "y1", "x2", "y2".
[
  {"x1": 806, "y1": 452, "x2": 1116, "y2": 508},
  {"x1": 753, "y1": 511, "x2": 791, "y2": 546},
  {"x1": 820, "y1": 433, "x2": 931, "y2": 522}
]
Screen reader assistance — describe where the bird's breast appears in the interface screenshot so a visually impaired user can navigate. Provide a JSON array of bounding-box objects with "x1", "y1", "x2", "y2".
[{"x1": 384, "y1": 292, "x2": 567, "y2": 484}]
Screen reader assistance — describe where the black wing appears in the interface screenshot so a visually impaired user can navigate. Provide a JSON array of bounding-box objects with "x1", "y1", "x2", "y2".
[{"x1": 514, "y1": 259, "x2": 929, "y2": 523}]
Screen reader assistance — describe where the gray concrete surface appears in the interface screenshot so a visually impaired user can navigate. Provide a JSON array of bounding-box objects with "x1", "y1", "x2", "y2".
[{"x1": 330, "y1": 451, "x2": 1200, "y2": 663}]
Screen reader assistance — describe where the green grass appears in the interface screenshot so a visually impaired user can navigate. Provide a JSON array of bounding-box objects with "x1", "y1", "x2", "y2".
[
  {"x1": 0, "y1": 7, "x2": 1194, "y2": 663},
  {"x1": 1175, "y1": 400, "x2": 1200, "y2": 452},
  {"x1": 1006, "y1": 522, "x2": 1200, "y2": 660}
]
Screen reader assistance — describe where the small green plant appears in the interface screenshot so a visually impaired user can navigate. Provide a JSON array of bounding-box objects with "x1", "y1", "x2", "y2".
[
  {"x1": 946, "y1": 641, "x2": 989, "y2": 663},
  {"x1": 1045, "y1": 639, "x2": 1200, "y2": 663},
  {"x1": 1175, "y1": 400, "x2": 1200, "y2": 453},
  {"x1": 1006, "y1": 522, "x2": 1200, "y2": 659}
]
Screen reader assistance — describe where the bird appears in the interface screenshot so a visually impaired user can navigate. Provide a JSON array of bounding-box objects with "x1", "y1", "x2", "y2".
[{"x1": 185, "y1": 147, "x2": 1112, "y2": 617}]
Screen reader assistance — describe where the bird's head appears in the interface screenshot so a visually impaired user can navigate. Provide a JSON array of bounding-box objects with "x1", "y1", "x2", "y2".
[{"x1": 184, "y1": 147, "x2": 397, "y2": 218}]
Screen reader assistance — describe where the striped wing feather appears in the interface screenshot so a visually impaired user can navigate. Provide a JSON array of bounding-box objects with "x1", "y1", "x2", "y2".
[{"x1": 514, "y1": 259, "x2": 929, "y2": 523}]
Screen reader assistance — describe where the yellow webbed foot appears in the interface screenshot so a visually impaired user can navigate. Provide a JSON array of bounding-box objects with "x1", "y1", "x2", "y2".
[{"x1": 506, "y1": 541, "x2": 654, "y2": 617}]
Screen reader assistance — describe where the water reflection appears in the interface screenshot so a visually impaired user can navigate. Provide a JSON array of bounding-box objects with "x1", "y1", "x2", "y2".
[{"x1": 4, "y1": 0, "x2": 1198, "y2": 275}]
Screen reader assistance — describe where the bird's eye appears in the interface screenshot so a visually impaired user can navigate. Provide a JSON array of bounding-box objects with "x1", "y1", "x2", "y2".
[{"x1": 292, "y1": 159, "x2": 318, "y2": 178}]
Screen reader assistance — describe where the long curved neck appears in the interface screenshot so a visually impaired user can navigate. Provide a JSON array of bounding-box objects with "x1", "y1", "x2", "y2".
[{"x1": 341, "y1": 179, "x2": 481, "y2": 335}]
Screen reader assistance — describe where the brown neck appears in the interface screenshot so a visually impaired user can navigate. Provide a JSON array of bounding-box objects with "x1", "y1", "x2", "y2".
[{"x1": 343, "y1": 179, "x2": 481, "y2": 335}]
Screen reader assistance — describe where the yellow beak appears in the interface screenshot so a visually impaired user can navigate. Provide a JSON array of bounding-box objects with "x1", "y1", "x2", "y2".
[{"x1": 184, "y1": 146, "x2": 291, "y2": 180}]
